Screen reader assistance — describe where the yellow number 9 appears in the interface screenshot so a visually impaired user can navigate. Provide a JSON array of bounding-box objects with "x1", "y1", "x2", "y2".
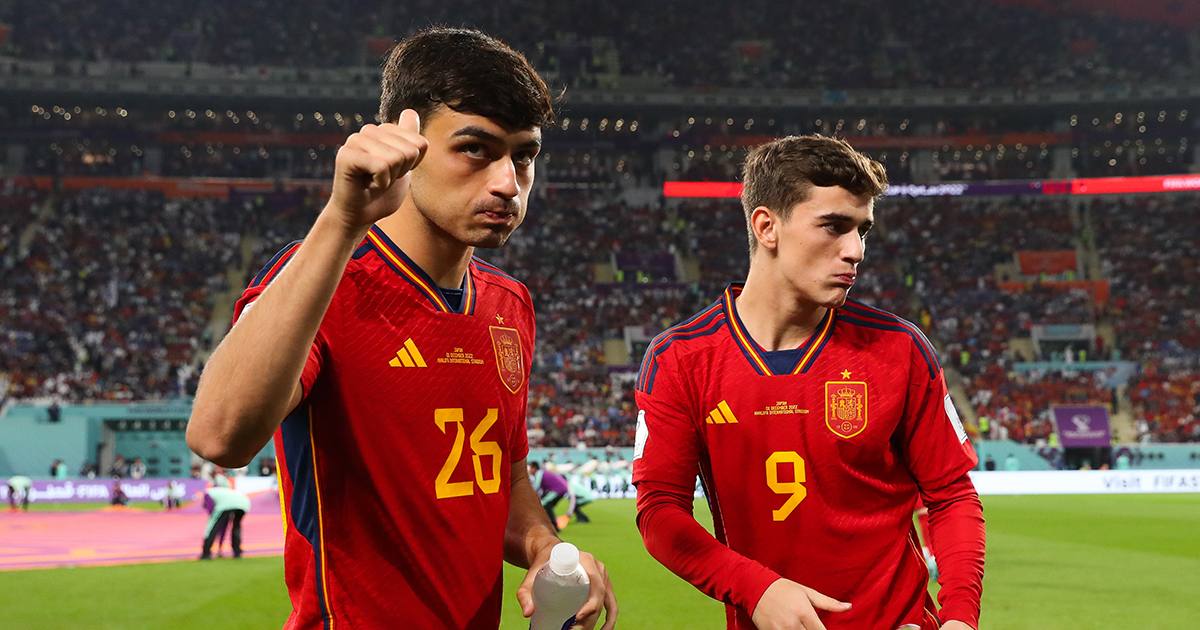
[{"x1": 765, "y1": 451, "x2": 806, "y2": 521}]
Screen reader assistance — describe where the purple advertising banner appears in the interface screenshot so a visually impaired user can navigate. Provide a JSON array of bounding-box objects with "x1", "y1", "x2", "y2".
[
  {"x1": 0, "y1": 478, "x2": 210, "y2": 504},
  {"x1": 1052, "y1": 406, "x2": 1112, "y2": 448}
]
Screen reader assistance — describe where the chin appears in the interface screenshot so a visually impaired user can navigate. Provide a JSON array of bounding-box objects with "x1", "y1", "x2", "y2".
[
  {"x1": 823, "y1": 290, "x2": 851, "y2": 309},
  {"x1": 463, "y1": 228, "x2": 511, "y2": 249}
]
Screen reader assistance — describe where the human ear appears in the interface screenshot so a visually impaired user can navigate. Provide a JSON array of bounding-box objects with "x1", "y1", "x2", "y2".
[{"x1": 751, "y1": 206, "x2": 778, "y2": 251}]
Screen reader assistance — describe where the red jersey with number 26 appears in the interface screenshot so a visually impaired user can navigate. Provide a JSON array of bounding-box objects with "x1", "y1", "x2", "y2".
[
  {"x1": 233, "y1": 226, "x2": 534, "y2": 630},
  {"x1": 633, "y1": 284, "x2": 979, "y2": 630}
]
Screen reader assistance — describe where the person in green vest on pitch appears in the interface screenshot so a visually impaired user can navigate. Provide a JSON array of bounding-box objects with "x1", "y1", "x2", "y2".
[
  {"x1": 6, "y1": 476, "x2": 32, "y2": 511},
  {"x1": 200, "y1": 486, "x2": 251, "y2": 560},
  {"x1": 567, "y1": 477, "x2": 597, "y2": 524}
]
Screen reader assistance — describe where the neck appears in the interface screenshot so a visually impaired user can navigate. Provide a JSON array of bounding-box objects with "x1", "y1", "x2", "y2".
[
  {"x1": 735, "y1": 255, "x2": 828, "y2": 351},
  {"x1": 376, "y1": 202, "x2": 473, "y2": 289}
]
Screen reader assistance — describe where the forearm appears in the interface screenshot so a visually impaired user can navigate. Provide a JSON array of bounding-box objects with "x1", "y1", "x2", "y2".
[
  {"x1": 636, "y1": 480, "x2": 780, "y2": 616},
  {"x1": 187, "y1": 210, "x2": 365, "y2": 466},
  {"x1": 923, "y1": 473, "x2": 986, "y2": 629},
  {"x1": 505, "y1": 465, "x2": 560, "y2": 569}
]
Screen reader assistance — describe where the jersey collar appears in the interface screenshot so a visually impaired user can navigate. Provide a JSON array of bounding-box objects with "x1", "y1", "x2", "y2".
[
  {"x1": 364, "y1": 225, "x2": 477, "y2": 315},
  {"x1": 722, "y1": 283, "x2": 836, "y2": 376}
]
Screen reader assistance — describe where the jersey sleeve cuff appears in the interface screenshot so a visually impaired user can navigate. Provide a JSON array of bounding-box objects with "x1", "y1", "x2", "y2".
[
  {"x1": 937, "y1": 606, "x2": 979, "y2": 629},
  {"x1": 738, "y1": 568, "x2": 783, "y2": 618}
]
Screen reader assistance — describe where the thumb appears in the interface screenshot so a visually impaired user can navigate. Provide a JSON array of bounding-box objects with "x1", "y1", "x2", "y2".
[
  {"x1": 804, "y1": 587, "x2": 851, "y2": 613},
  {"x1": 516, "y1": 573, "x2": 536, "y2": 618},
  {"x1": 398, "y1": 108, "x2": 421, "y2": 134}
]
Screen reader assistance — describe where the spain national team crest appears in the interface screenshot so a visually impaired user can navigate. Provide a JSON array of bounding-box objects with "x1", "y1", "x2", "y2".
[
  {"x1": 489, "y1": 326, "x2": 524, "y2": 394},
  {"x1": 825, "y1": 381, "x2": 868, "y2": 439}
]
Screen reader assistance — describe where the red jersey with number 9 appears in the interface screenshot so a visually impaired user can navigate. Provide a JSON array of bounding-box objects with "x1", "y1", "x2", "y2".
[
  {"x1": 633, "y1": 284, "x2": 978, "y2": 630},
  {"x1": 233, "y1": 226, "x2": 534, "y2": 630}
]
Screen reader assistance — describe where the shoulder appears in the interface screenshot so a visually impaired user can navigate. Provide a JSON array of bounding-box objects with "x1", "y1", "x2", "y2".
[
  {"x1": 247, "y1": 240, "x2": 304, "y2": 289},
  {"x1": 636, "y1": 298, "x2": 728, "y2": 395},
  {"x1": 249, "y1": 238, "x2": 378, "y2": 292},
  {"x1": 472, "y1": 256, "x2": 534, "y2": 313},
  {"x1": 837, "y1": 299, "x2": 940, "y2": 379}
]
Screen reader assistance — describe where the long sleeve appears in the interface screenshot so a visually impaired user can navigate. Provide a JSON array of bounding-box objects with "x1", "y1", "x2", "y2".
[
  {"x1": 633, "y1": 340, "x2": 783, "y2": 618},
  {"x1": 921, "y1": 472, "x2": 985, "y2": 629},
  {"x1": 636, "y1": 479, "x2": 781, "y2": 617}
]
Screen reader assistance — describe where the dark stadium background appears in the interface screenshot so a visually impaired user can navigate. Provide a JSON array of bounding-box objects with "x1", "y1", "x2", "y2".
[{"x1": 0, "y1": 0, "x2": 1198, "y2": 627}]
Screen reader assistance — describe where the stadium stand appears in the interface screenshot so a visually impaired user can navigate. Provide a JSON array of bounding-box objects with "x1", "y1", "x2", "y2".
[
  {"x1": 1, "y1": 0, "x2": 1197, "y2": 457},
  {"x1": 2, "y1": 176, "x2": 1197, "y2": 448},
  {"x1": 1, "y1": 185, "x2": 238, "y2": 401},
  {"x1": 1, "y1": 101, "x2": 1194, "y2": 182},
  {"x1": 2, "y1": 0, "x2": 1195, "y2": 90}
]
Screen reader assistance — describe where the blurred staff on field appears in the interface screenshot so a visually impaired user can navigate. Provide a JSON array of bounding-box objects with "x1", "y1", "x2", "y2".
[
  {"x1": 6, "y1": 476, "x2": 32, "y2": 511},
  {"x1": 200, "y1": 485, "x2": 251, "y2": 560}
]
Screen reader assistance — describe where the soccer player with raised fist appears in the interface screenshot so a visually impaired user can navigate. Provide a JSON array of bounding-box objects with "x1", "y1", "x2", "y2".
[
  {"x1": 188, "y1": 27, "x2": 616, "y2": 630},
  {"x1": 633, "y1": 136, "x2": 985, "y2": 630}
]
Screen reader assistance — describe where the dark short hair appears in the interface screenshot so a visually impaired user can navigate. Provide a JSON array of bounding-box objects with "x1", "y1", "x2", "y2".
[
  {"x1": 740, "y1": 135, "x2": 888, "y2": 252},
  {"x1": 379, "y1": 27, "x2": 555, "y2": 130}
]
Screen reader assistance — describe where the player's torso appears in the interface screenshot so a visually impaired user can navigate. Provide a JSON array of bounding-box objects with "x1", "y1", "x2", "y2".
[
  {"x1": 691, "y1": 317, "x2": 933, "y2": 628},
  {"x1": 696, "y1": 326, "x2": 916, "y2": 543},
  {"x1": 319, "y1": 261, "x2": 531, "y2": 495},
  {"x1": 294, "y1": 253, "x2": 534, "y2": 628}
]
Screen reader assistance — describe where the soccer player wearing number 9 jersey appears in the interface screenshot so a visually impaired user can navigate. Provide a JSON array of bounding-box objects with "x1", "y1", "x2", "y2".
[
  {"x1": 633, "y1": 136, "x2": 984, "y2": 630},
  {"x1": 187, "y1": 28, "x2": 616, "y2": 630}
]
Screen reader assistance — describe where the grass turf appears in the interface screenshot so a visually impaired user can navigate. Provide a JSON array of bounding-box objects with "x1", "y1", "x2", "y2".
[{"x1": 1, "y1": 494, "x2": 1198, "y2": 628}]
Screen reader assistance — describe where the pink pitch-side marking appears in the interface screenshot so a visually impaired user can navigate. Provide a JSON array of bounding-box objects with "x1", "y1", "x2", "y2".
[{"x1": 0, "y1": 491, "x2": 284, "y2": 571}]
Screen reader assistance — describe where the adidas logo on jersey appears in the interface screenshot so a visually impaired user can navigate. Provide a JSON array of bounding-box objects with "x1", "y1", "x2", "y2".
[
  {"x1": 388, "y1": 339, "x2": 428, "y2": 368},
  {"x1": 705, "y1": 401, "x2": 739, "y2": 424}
]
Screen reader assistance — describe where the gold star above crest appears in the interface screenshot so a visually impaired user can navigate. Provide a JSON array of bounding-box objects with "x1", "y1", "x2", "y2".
[
  {"x1": 841, "y1": 369, "x2": 852, "y2": 379},
  {"x1": 495, "y1": 314, "x2": 505, "y2": 325}
]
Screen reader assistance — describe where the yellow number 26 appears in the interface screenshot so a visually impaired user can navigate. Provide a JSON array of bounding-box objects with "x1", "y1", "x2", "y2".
[{"x1": 435, "y1": 408, "x2": 502, "y2": 499}]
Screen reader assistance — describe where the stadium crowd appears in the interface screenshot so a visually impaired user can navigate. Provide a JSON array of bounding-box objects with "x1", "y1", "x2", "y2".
[
  {"x1": 2, "y1": 100, "x2": 1194, "y2": 183},
  {"x1": 0, "y1": 184, "x2": 239, "y2": 402},
  {"x1": 2, "y1": 0, "x2": 1194, "y2": 91},
  {"x1": 2, "y1": 126, "x2": 1198, "y2": 445},
  {"x1": 1094, "y1": 195, "x2": 1200, "y2": 442}
]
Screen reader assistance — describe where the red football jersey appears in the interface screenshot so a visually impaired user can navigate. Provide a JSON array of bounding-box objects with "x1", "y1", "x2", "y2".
[
  {"x1": 633, "y1": 284, "x2": 978, "y2": 630},
  {"x1": 233, "y1": 226, "x2": 534, "y2": 629}
]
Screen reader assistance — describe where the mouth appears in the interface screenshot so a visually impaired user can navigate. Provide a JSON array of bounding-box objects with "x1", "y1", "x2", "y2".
[
  {"x1": 478, "y1": 209, "x2": 518, "y2": 224},
  {"x1": 832, "y1": 274, "x2": 856, "y2": 288}
]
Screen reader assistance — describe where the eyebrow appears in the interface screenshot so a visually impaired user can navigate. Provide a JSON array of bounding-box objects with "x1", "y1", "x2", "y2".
[
  {"x1": 818, "y1": 213, "x2": 874, "y2": 231},
  {"x1": 451, "y1": 125, "x2": 542, "y2": 149}
]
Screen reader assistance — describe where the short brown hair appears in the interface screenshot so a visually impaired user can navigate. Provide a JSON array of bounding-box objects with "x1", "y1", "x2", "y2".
[
  {"x1": 379, "y1": 27, "x2": 556, "y2": 129},
  {"x1": 740, "y1": 135, "x2": 888, "y2": 253}
]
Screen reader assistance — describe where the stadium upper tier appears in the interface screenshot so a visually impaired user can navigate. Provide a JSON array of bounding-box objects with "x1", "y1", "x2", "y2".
[
  {"x1": 0, "y1": 102, "x2": 1195, "y2": 182},
  {"x1": 0, "y1": 0, "x2": 1195, "y2": 91}
]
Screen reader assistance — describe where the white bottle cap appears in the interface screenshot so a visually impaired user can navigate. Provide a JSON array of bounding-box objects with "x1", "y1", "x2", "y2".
[{"x1": 548, "y1": 542, "x2": 580, "y2": 575}]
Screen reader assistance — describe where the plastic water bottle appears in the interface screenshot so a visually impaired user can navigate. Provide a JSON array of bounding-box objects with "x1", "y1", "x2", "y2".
[{"x1": 529, "y1": 542, "x2": 591, "y2": 630}]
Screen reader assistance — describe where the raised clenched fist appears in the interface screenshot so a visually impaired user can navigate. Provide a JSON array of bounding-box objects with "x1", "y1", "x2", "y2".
[{"x1": 328, "y1": 108, "x2": 429, "y2": 233}]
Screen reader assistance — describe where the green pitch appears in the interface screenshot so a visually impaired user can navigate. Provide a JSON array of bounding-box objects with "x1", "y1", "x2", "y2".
[{"x1": 2, "y1": 495, "x2": 1198, "y2": 628}]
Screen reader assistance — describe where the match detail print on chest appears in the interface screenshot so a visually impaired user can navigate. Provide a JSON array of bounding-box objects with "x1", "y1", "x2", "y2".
[
  {"x1": 704, "y1": 369, "x2": 871, "y2": 441},
  {"x1": 381, "y1": 308, "x2": 524, "y2": 394}
]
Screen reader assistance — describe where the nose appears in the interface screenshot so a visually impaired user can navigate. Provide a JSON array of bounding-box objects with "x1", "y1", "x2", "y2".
[
  {"x1": 487, "y1": 157, "x2": 520, "y2": 200},
  {"x1": 842, "y1": 233, "x2": 865, "y2": 264}
]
